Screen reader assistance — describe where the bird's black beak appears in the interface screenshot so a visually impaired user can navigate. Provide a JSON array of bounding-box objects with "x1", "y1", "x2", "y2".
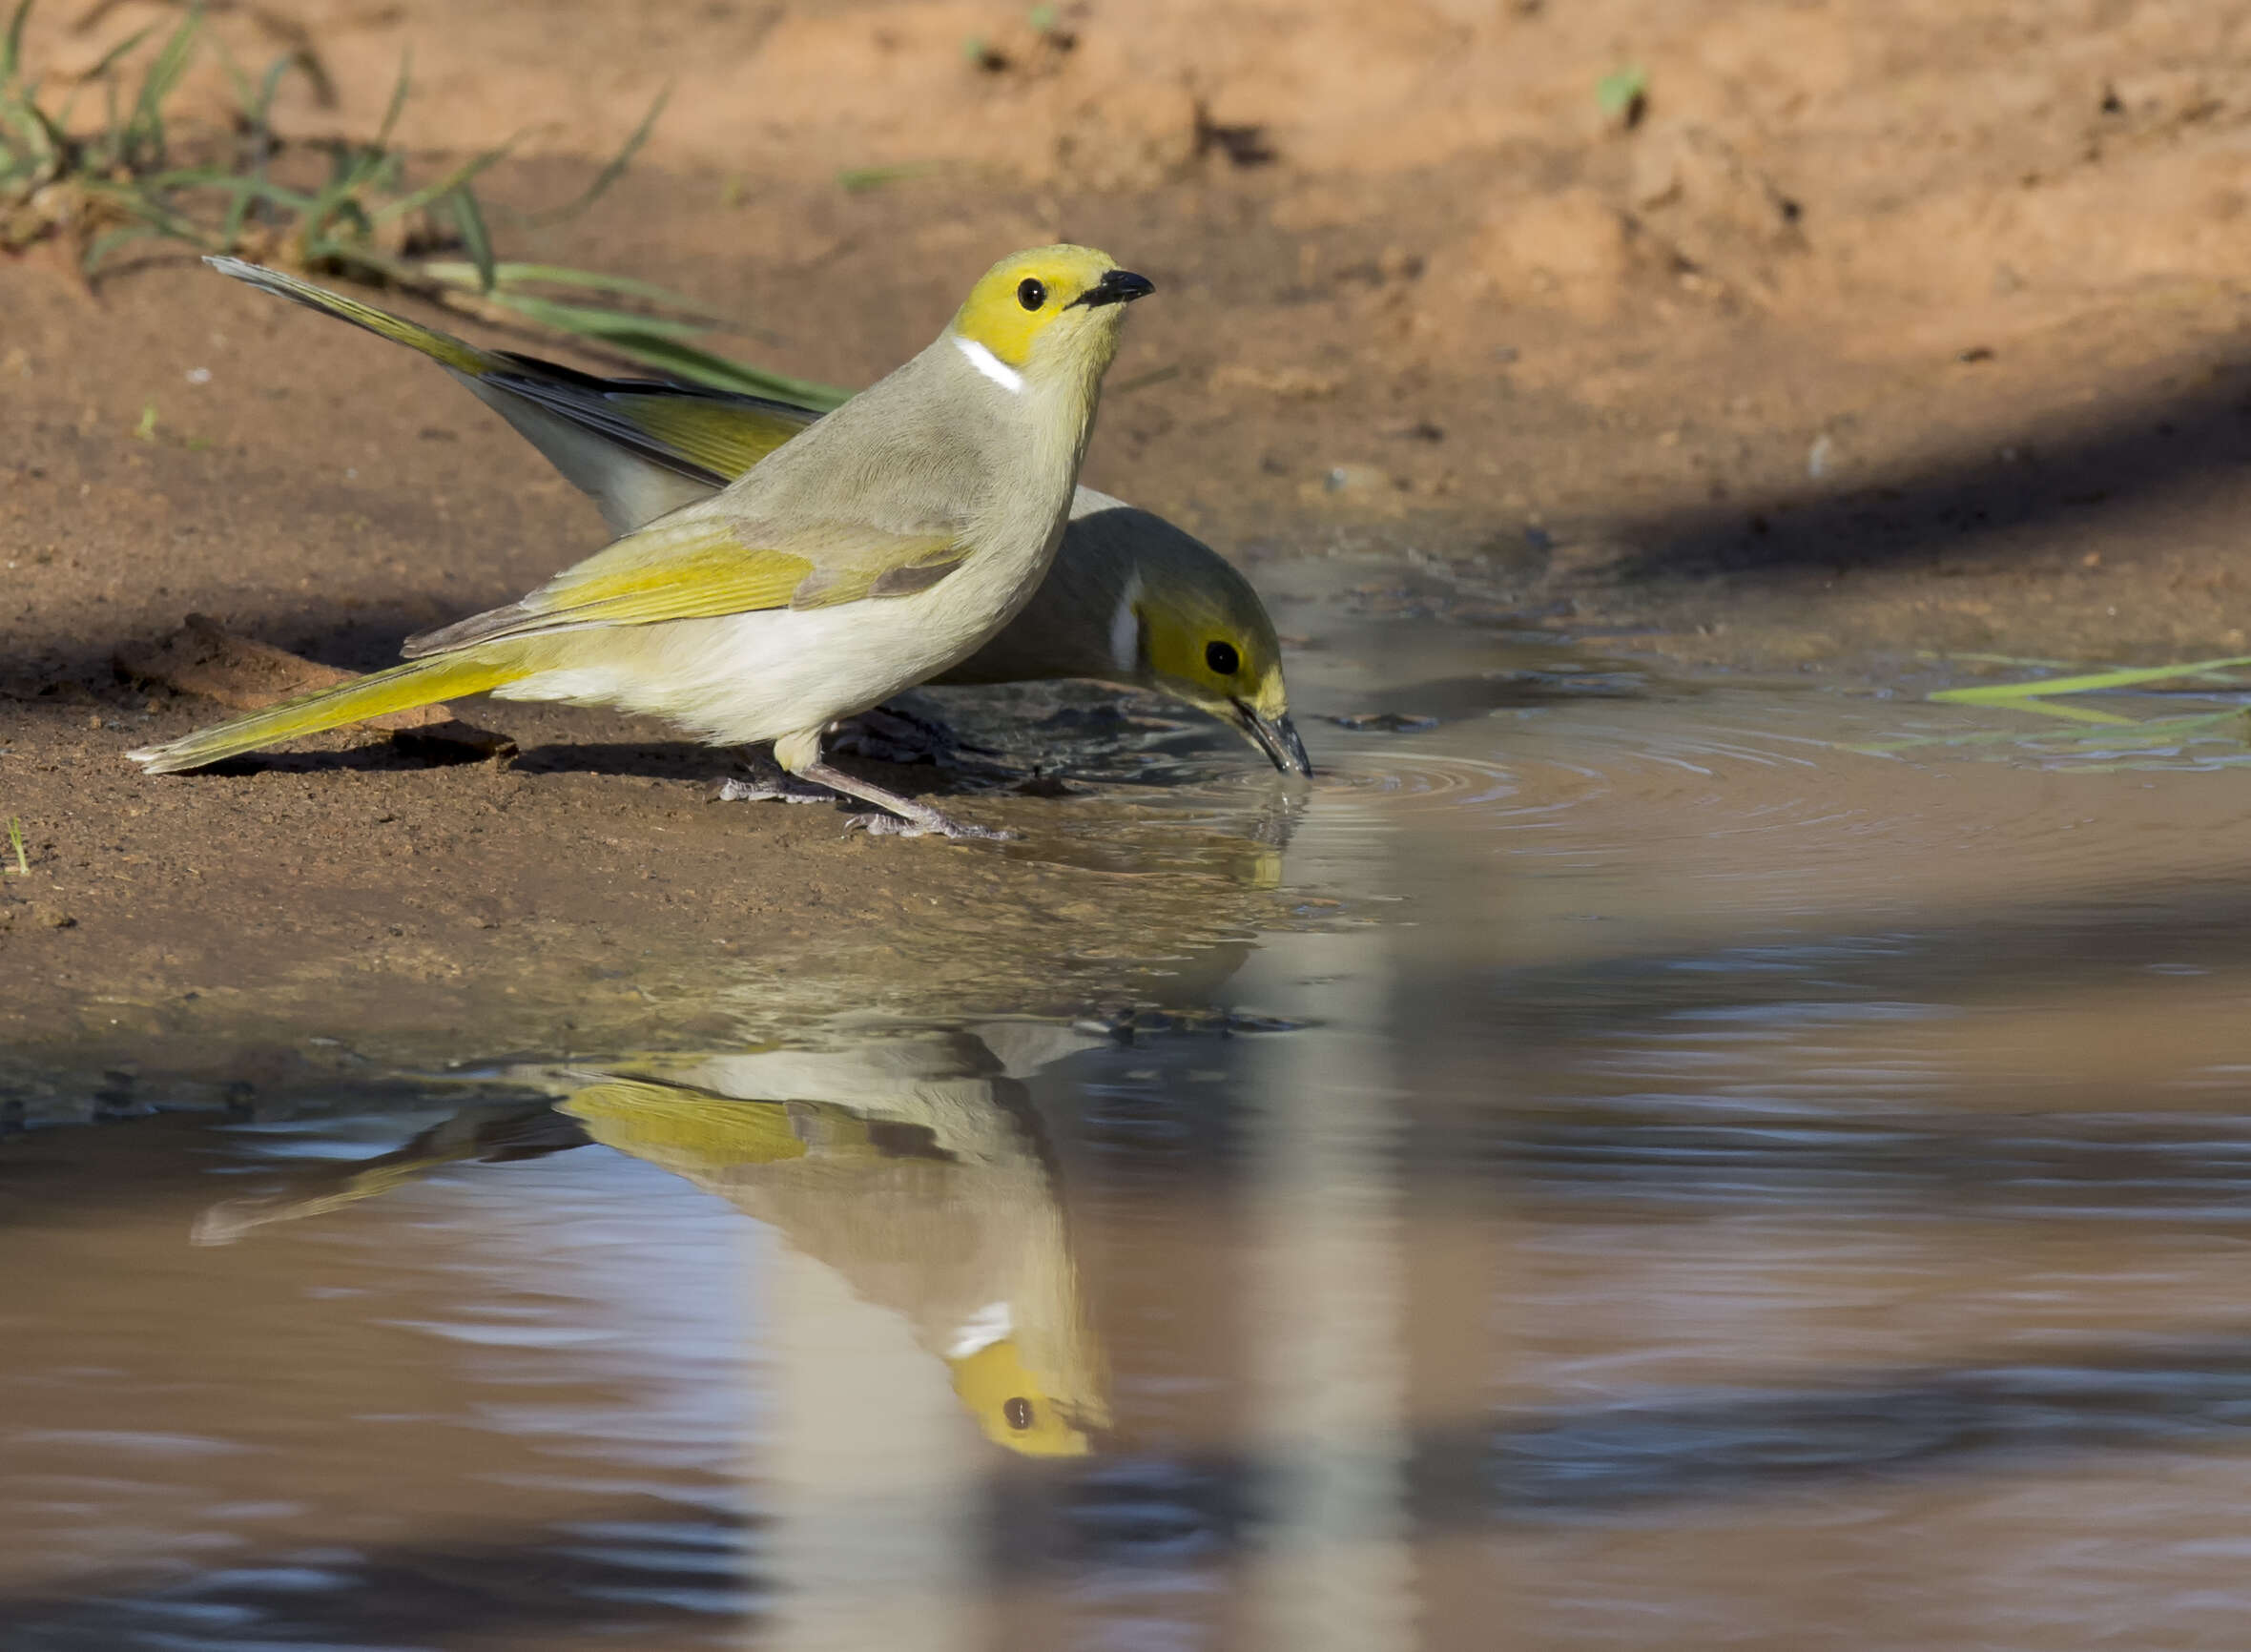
[
  {"x1": 1231, "y1": 699, "x2": 1313, "y2": 776},
  {"x1": 1069, "y1": 269, "x2": 1155, "y2": 309}
]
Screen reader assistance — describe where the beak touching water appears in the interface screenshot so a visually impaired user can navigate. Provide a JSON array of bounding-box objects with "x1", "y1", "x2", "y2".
[
  {"x1": 1069, "y1": 269, "x2": 1156, "y2": 309},
  {"x1": 1231, "y1": 699, "x2": 1313, "y2": 776}
]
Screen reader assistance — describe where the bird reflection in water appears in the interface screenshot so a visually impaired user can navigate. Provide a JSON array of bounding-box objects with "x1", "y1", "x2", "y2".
[{"x1": 195, "y1": 1024, "x2": 1110, "y2": 1457}]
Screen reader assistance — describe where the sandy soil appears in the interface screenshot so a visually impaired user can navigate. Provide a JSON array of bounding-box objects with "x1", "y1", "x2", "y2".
[{"x1": 8, "y1": 0, "x2": 2251, "y2": 1053}]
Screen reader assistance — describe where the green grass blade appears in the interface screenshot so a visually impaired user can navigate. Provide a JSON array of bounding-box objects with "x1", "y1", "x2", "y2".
[
  {"x1": 1596, "y1": 64, "x2": 1648, "y2": 120},
  {"x1": 836, "y1": 160, "x2": 940, "y2": 193},
  {"x1": 1851, "y1": 709, "x2": 2247, "y2": 755},
  {"x1": 296, "y1": 161, "x2": 359, "y2": 254},
  {"x1": 420, "y1": 258, "x2": 717, "y2": 314},
  {"x1": 121, "y1": 6, "x2": 198, "y2": 165},
  {"x1": 82, "y1": 220, "x2": 162, "y2": 273},
  {"x1": 1992, "y1": 698, "x2": 2140, "y2": 727},
  {"x1": 372, "y1": 47, "x2": 410, "y2": 150},
  {"x1": 3, "y1": 0, "x2": 32, "y2": 82},
  {"x1": 80, "y1": 180, "x2": 216, "y2": 244},
  {"x1": 207, "y1": 28, "x2": 252, "y2": 116},
  {"x1": 372, "y1": 134, "x2": 520, "y2": 221},
  {"x1": 467, "y1": 287, "x2": 713, "y2": 341},
  {"x1": 0, "y1": 94, "x2": 62, "y2": 176},
  {"x1": 527, "y1": 85, "x2": 666, "y2": 226},
  {"x1": 46, "y1": 74, "x2": 82, "y2": 142},
  {"x1": 449, "y1": 185, "x2": 494, "y2": 291},
  {"x1": 245, "y1": 51, "x2": 296, "y2": 130},
  {"x1": 83, "y1": 20, "x2": 156, "y2": 83},
  {"x1": 1931, "y1": 654, "x2": 2251, "y2": 705},
  {"x1": 572, "y1": 326, "x2": 852, "y2": 409},
  {"x1": 221, "y1": 52, "x2": 296, "y2": 242}
]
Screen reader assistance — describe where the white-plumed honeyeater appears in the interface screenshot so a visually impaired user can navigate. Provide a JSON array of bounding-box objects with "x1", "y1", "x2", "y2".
[
  {"x1": 198, "y1": 256, "x2": 1311, "y2": 776},
  {"x1": 133, "y1": 246, "x2": 1165, "y2": 837},
  {"x1": 557, "y1": 1031, "x2": 1110, "y2": 1457},
  {"x1": 184, "y1": 1026, "x2": 1112, "y2": 1457}
]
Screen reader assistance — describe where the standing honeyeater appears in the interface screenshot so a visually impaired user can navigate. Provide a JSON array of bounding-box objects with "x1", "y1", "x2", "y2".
[
  {"x1": 132, "y1": 246, "x2": 1157, "y2": 837},
  {"x1": 201, "y1": 257, "x2": 1311, "y2": 776}
]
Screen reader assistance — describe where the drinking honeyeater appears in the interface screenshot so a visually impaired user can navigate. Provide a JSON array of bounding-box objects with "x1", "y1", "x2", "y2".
[
  {"x1": 199, "y1": 255, "x2": 1311, "y2": 776},
  {"x1": 132, "y1": 246, "x2": 1158, "y2": 837}
]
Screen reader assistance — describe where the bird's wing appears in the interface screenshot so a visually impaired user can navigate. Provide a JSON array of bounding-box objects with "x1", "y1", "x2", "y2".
[
  {"x1": 562, "y1": 1079, "x2": 812, "y2": 1167},
  {"x1": 487, "y1": 366, "x2": 818, "y2": 485},
  {"x1": 403, "y1": 510, "x2": 973, "y2": 655},
  {"x1": 584, "y1": 384, "x2": 816, "y2": 478}
]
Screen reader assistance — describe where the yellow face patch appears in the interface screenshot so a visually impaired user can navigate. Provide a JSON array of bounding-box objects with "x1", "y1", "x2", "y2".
[
  {"x1": 950, "y1": 244, "x2": 1127, "y2": 369},
  {"x1": 1137, "y1": 600, "x2": 1288, "y2": 721}
]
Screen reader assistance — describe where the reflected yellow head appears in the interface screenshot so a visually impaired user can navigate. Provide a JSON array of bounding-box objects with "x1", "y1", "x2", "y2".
[{"x1": 947, "y1": 1337, "x2": 1096, "y2": 1458}]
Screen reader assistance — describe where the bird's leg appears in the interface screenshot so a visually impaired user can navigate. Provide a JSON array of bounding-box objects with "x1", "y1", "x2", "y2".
[
  {"x1": 772, "y1": 728, "x2": 1012, "y2": 841},
  {"x1": 716, "y1": 746, "x2": 841, "y2": 806}
]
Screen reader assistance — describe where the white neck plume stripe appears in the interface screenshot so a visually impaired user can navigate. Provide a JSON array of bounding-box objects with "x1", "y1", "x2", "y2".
[
  {"x1": 1108, "y1": 572, "x2": 1144, "y2": 673},
  {"x1": 954, "y1": 335, "x2": 1024, "y2": 393},
  {"x1": 948, "y1": 1300, "x2": 1014, "y2": 1359}
]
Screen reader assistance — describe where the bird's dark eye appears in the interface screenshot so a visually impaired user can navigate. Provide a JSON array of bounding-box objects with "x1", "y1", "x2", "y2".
[
  {"x1": 1206, "y1": 640, "x2": 1241, "y2": 675},
  {"x1": 1017, "y1": 278, "x2": 1047, "y2": 311},
  {"x1": 1003, "y1": 1396, "x2": 1035, "y2": 1431}
]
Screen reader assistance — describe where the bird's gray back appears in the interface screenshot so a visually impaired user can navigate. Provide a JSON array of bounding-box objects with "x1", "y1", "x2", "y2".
[{"x1": 709, "y1": 341, "x2": 1015, "y2": 539}]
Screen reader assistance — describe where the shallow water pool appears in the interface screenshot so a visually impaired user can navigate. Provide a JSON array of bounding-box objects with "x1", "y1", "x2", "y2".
[{"x1": 10, "y1": 580, "x2": 2251, "y2": 1650}]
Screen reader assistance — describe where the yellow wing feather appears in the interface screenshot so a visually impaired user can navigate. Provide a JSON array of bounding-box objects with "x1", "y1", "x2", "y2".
[
  {"x1": 612, "y1": 394, "x2": 816, "y2": 479},
  {"x1": 403, "y1": 516, "x2": 967, "y2": 656},
  {"x1": 562, "y1": 1080, "x2": 811, "y2": 1167}
]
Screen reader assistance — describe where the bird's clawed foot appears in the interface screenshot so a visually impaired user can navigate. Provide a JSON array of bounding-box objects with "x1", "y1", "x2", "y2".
[
  {"x1": 717, "y1": 750, "x2": 842, "y2": 806},
  {"x1": 769, "y1": 751, "x2": 1016, "y2": 841}
]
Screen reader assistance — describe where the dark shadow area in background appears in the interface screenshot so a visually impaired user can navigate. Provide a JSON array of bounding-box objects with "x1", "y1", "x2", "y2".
[
  {"x1": 4, "y1": 340, "x2": 2251, "y2": 701},
  {"x1": 1468, "y1": 1324, "x2": 2251, "y2": 1520},
  {"x1": 1469, "y1": 868, "x2": 2251, "y2": 1063},
  {"x1": 1072, "y1": 1327, "x2": 2251, "y2": 1557},
  {"x1": 14, "y1": 1326, "x2": 2251, "y2": 1639},
  {"x1": 1605, "y1": 352, "x2": 2251, "y2": 582},
  {"x1": 0, "y1": 1507, "x2": 762, "y2": 1651}
]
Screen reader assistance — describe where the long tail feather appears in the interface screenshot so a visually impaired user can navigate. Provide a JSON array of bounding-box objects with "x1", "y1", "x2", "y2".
[
  {"x1": 129, "y1": 654, "x2": 524, "y2": 774},
  {"x1": 204, "y1": 255, "x2": 502, "y2": 378}
]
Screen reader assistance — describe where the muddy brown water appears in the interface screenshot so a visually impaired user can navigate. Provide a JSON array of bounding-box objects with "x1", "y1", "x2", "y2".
[{"x1": 9, "y1": 568, "x2": 2251, "y2": 1651}]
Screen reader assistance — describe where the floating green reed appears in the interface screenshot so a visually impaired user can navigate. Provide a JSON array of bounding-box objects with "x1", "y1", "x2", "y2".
[{"x1": 1930, "y1": 654, "x2": 2251, "y2": 706}]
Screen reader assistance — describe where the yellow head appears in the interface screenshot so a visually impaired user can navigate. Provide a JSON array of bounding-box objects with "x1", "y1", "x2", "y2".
[
  {"x1": 1110, "y1": 527, "x2": 1311, "y2": 775},
  {"x1": 949, "y1": 245, "x2": 1154, "y2": 390},
  {"x1": 947, "y1": 1336, "x2": 1097, "y2": 1457},
  {"x1": 1135, "y1": 574, "x2": 1308, "y2": 774}
]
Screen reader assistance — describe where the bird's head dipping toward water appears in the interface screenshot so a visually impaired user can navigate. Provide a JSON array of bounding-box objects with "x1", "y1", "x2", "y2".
[
  {"x1": 1122, "y1": 542, "x2": 1311, "y2": 777},
  {"x1": 948, "y1": 1335, "x2": 1099, "y2": 1457},
  {"x1": 949, "y1": 244, "x2": 1153, "y2": 396}
]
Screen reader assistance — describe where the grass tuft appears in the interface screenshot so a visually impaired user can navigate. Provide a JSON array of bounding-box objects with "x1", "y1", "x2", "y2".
[
  {"x1": 5, "y1": 816, "x2": 28, "y2": 876},
  {"x1": 1, "y1": 1, "x2": 847, "y2": 406}
]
